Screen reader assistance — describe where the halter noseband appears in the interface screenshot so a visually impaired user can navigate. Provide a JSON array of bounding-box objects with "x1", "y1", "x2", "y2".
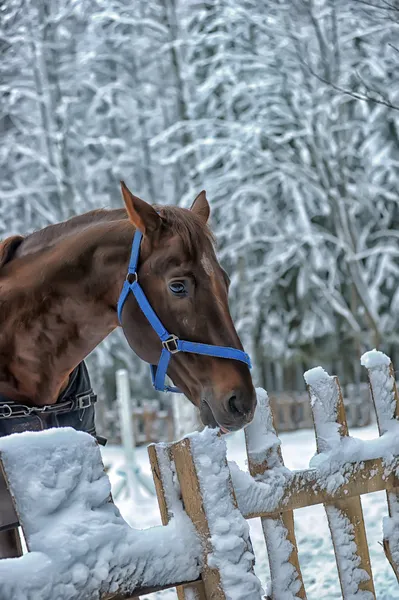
[{"x1": 117, "y1": 230, "x2": 252, "y2": 394}]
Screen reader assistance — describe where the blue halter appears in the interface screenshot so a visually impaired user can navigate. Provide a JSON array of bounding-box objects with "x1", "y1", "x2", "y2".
[{"x1": 117, "y1": 230, "x2": 252, "y2": 393}]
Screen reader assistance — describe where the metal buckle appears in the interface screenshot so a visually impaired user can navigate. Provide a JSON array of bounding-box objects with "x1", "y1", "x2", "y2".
[
  {"x1": 126, "y1": 272, "x2": 138, "y2": 284},
  {"x1": 24, "y1": 405, "x2": 46, "y2": 416},
  {"x1": 77, "y1": 393, "x2": 95, "y2": 410},
  {"x1": 162, "y1": 335, "x2": 180, "y2": 354},
  {"x1": 0, "y1": 404, "x2": 12, "y2": 418}
]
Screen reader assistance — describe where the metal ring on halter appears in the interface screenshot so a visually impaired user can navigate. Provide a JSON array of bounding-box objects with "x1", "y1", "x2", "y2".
[
  {"x1": 126, "y1": 272, "x2": 138, "y2": 284},
  {"x1": 162, "y1": 335, "x2": 180, "y2": 354}
]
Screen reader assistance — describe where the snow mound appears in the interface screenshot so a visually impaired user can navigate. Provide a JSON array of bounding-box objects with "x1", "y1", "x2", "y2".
[
  {"x1": 361, "y1": 349, "x2": 391, "y2": 370},
  {"x1": 245, "y1": 388, "x2": 282, "y2": 468},
  {"x1": 0, "y1": 428, "x2": 201, "y2": 600},
  {"x1": 303, "y1": 365, "x2": 330, "y2": 388}
]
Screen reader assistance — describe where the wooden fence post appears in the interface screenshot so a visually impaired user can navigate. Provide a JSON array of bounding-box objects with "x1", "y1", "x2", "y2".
[
  {"x1": 0, "y1": 458, "x2": 23, "y2": 558},
  {"x1": 245, "y1": 389, "x2": 306, "y2": 599},
  {"x1": 305, "y1": 367, "x2": 376, "y2": 599},
  {"x1": 148, "y1": 443, "x2": 207, "y2": 600},
  {"x1": 361, "y1": 350, "x2": 399, "y2": 581},
  {"x1": 172, "y1": 432, "x2": 264, "y2": 600}
]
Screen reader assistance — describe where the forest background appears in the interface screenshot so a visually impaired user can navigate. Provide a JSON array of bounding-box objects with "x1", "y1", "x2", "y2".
[{"x1": 1, "y1": 0, "x2": 399, "y2": 409}]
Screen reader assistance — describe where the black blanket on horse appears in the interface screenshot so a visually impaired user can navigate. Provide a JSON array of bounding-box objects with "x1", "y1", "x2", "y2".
[{"x1": 0, "y1": 361, "x2": 101, "y2": 441}]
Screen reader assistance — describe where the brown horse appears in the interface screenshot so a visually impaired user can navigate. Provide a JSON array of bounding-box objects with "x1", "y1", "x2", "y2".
[{"x1": 0, "y1": 182, "x2": 256, "y2": 556}]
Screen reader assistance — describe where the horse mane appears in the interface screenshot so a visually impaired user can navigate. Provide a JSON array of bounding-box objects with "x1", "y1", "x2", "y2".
[
  {"x1": 16, "y1": 208, "x2": 128, "y2": 258},
  {"x1": 0, "y1": 203, "x2": 214, "y2": 271}
]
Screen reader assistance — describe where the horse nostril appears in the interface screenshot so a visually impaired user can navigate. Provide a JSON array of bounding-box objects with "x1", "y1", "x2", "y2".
[{"x1": 228, "y1": 394, "x2": 244, "y2": 417}]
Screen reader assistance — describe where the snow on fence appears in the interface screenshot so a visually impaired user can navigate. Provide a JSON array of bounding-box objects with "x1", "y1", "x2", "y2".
[{"x1": 1, "y1": 350, "x2": 399, "y2": 599}]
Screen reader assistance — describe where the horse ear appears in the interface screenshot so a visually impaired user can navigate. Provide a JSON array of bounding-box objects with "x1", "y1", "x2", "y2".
[
  {"x1": 0, "y1": 235, "x2": 24, "y2": 268},
  {"x1": 120, "y1": 181, "x2": 161, "y2": 235},
  {"x1": 190, "y1": 190, "x2": 210, "y2": 224}
]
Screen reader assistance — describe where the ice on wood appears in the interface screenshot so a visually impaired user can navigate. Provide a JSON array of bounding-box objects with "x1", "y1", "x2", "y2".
[
  {"x1": 362, "y1": 350, "x2": 399, "y2": 580},
  {"x1": 383, "y1": 494, "x2": 399, "y2": 574},
  {"x1": 309, "y1": 432, "x2": 399, "y2": 494},
  {"x1": 360, "y1": 350, "x2": 391, "y2": 370},
  {"x1": 262, "y1": 519, "x2": 303, "y2": 600},
  {"x1": 244, "y1": 388, "x2": 304, "y2": 599},
  {"x1": 152, "y1": 442, "x2": 185, "y2": 519},
  {"x1": 304, "y1": 360, "x2": 399, "y2": 492},
  {"x1": 235, "y1": 387, "x2": 291, "y2": 514},
  {"x1": 245, "y1": 388, "x2": 283, "y2": 468},
  {"x1": 361, "y1": 350, "x2": 398, "y2": 433},
  {"x1": 189, "y1": 428, "x2": 264, "y2": 600},
  {"x1": 228, "y1": 461, "x2": 289, "y2": 517},
  {"x1": 325, "y1": 506, "x2": 374, "y2": 600},
  {"x1": 0, "y1": 428, "x2": 201, "y2": 600},
  {"x1": 304, "y1": 366, "x2": 342, "y2": 453}
]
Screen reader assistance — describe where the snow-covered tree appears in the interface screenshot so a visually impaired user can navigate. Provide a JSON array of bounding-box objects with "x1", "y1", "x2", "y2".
[{"x1": 1, "y1": 0, "x2": 399, "y2": 400}]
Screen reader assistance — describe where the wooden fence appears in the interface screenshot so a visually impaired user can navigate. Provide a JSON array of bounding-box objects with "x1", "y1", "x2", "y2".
[
  {"x1": 269, "y1": 382, "x2": 372, "y2": 432},
  {"x1": 96, "y1": 398, "x2": 175, "y2": 446},
  {"x1": 148, "y1": 349, "x2": 399, "y2": 599},
  {"x1": 92, "y1": 379, "x2": 374, "y2": 447},
  {"x1": 1, "y1": 349, "x2": 399, "y2": 599}
]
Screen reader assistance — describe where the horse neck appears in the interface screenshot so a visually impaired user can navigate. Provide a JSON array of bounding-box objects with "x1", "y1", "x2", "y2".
[{"x1": 0, "y1": 221, "x2": 134, "y2": 406}]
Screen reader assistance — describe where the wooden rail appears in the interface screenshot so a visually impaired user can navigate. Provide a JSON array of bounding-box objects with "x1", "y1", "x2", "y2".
[{"x1": 242, "y1": 458, "x2": 399, "y2": 519}]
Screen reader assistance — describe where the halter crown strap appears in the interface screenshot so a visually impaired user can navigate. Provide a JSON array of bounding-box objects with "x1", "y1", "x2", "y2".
[{"x1": 118, "y1": 229, "x2": 252, "y2": 393}]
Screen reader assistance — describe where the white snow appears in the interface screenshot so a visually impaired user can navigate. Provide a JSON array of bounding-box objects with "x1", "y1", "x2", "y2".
[
  {"x1": 262, "y1": 518, "x2": 303, "y2": 600},
  {"x1": 325, "y1": 505, "x2": 374, "y2": 600},
  {"x1": 152, "y1": 442, "x2": 185, "y2": 519},
  {"x1": 234, "y1": 388, "x2": 291, "y2": 517},
  {"x1": 361, "y1": 350, "x2": 391, "y2": 370},
  {"x1": 104, "y1": 425, "x2": 399, "y2": 600},
  {"x1": 361, "y1": 350, "x2": 398, "y2": 433},
  {"x1": 361, "y1": 350, "x2": 399, "y2": 582},
  {"x1": 303, "y1": 366, "x2": 342, "y2": 453},
  {"x1": 228, "y1": 460, "x2": 289, "y2": 517},
  {"x1": 304, "y1": 360, "x2": 399, "y2": 599},
  {"x1": 245, "y1": 388, "x2": 283, "y2": 467},
  {"x1": 2, "y1": 419, "x2": 399, "y2": 599},
  {"x1": 239, "y1": 388, "x2": 303, "y2": 598},
  {"x1": 0, "y1": 428, "x2": 201, "y2": 600},
  {"x1": 303, "y1": 365, "x2": 331, "y2": 389},
  {"x1": 188, "y1": 428, "x2": 264, "y2": 600},
  {"x1": 383, "y1": 493, "x2": 399, "y2": 572}
]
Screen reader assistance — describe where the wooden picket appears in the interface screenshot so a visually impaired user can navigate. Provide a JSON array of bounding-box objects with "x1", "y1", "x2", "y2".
[
  {"x1": 362, "y1": 352, "x2": 399, "y2": 582},
  {"x1": 148, "y1": 443, "x2": 207, "y2": 600},
  {"x1": 305, "y1": 371, "x2": 375, "y2": 598},
  {"x1": 172, "y1": 436, "x2": 262, "y2": 600},
  {"x1": 244, "y1": 392, "x2": 306, "y2": 599}
]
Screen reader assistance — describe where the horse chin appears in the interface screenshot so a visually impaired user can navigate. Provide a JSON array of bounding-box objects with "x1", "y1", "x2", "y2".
[{"x1": 199, "y1": 398, "x2": 219, "y2": 428}]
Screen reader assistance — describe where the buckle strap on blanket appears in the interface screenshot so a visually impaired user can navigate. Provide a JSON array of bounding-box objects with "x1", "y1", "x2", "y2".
[{"x1": 0, "y1": 390, "x2": 97, "y2": 420}]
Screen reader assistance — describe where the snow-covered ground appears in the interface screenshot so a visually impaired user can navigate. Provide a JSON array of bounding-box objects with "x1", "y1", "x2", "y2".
[{"x1": 102, "y1": 423, "x2": 399, "y2": 600}]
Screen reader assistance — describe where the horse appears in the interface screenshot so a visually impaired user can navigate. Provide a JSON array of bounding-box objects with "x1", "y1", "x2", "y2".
[{"x1": 0, "y1": 181, "x2": 256, "y2": 558}]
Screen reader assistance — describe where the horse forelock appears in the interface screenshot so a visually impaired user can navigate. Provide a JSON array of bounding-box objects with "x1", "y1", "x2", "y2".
[{"x1": 156, "y1": 205, "x2": 215, "y2": 260}]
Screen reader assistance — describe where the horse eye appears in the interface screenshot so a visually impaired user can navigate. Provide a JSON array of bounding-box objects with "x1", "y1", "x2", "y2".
[{"x1": 169, "y1": 281, "x2": 187, "y2": 296}]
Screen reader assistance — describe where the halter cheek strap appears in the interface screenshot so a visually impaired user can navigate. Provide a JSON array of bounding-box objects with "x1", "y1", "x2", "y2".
[{"x1": 117, "y1": 230, "x2": 252, "y2": 393}]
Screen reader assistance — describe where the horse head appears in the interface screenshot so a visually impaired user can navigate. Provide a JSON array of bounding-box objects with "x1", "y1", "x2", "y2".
[{"x1": 119, "y1": 182, "x2": 256, "y2": 432}]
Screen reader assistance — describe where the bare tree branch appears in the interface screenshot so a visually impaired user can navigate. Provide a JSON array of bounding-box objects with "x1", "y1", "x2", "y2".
[{"x1": 305, "y1": 61, "x2": 399, "y2": 111}]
